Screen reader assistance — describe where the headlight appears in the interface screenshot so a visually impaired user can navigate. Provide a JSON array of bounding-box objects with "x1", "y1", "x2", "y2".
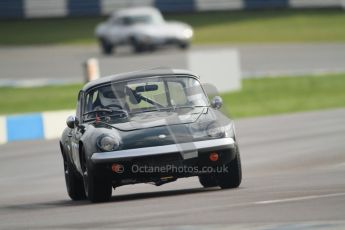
[
  {"x1": 207, "y1": 123, "x2": 225, "y2": 138},
  {"x1": 97, "y1": 134, "x2": 120, "y2": 152},
  {"x1": 207, "y1": 123, "x2": 234, "y2": 138},
  {"x1": 183, "y1": 28, "x2": 193, "y2": 39}
]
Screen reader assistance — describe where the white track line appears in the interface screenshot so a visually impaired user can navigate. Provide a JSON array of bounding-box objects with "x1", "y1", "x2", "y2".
[{"x1": 254, "y1": 192, "x2": 345, "y2": 205}]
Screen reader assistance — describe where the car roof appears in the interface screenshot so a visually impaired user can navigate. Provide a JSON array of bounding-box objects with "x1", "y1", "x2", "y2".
[{"x1": 82, "y1": 68, "x2": 200, "y2": 92}]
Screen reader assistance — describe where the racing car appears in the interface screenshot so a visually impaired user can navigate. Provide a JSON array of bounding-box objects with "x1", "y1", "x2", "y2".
[
  {"x1": 95, "y1": 7, "x2": 193, "y2": 54},
  {"x1": 60, "y1": 68, "x2": 242, "y2": 202}
]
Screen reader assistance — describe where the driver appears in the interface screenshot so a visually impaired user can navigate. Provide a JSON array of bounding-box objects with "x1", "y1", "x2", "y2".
[{"x1": 94, "y1": 86, "x2": 129, "y2": 111}]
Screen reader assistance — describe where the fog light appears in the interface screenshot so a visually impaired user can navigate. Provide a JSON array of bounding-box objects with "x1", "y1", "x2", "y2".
[
  {"x1": 209, "y1": 152, "x2": 219, "y2": 162},
  {"x1": 111, "y1": 164, "x2": 124, "y2": 173}
]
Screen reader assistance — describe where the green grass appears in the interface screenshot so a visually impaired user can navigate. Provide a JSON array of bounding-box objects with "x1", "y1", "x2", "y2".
[
  {"x1": 1, "y1": 9, "x2": 345, "y2": 45},
  {"x1": 223, "y1": 74, "x2": 345, "y2": 118},
  {"x1": 0, "y1": 17, "x2": 103, "y2": 45},
  {"x1": 1, "y1": 74, "x2": 345, "y2": 118},
  {"x1": 0, "y1": 84, "x2": 82, "y2": 115},
  {"x1": 172, "y1": 9, "x2": 345, "y2": 44}
]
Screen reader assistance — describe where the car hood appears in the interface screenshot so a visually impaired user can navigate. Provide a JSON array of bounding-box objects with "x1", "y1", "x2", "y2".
[
  {"x1": 86, "y1": 107, "x2": 231, "y2": 150},
  {"x1": 109, "y1": 107, "x2": 208, "y2": 131}
]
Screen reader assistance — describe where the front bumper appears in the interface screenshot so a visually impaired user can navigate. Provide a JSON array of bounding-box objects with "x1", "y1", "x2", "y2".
[
  {"x1": 141, "y1": 36, "x2": 190, "y2": 46},
  {"x1": 91, "y1": 137, "x2": 235, "y2": 163}
]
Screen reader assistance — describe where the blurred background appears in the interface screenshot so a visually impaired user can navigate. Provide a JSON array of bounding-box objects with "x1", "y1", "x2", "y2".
[
  {"x1": 0, "y1": 0, "x2": 344, "y2": 118},
  {"x1": 1, "y1": 1, "x2": 345, "y2": 229}
]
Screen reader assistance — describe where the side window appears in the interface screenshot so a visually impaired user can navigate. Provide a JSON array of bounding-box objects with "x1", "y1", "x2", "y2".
[
  {"x1": 117, "y1": 16, "x2": 131, "y2": 26},
  {"x1": 85, "y1": 90, "x2": 99, "y2": 112},
  {"x1": 109, "y1": 16, "x2": 120, "y2": 25},
  {"x1": 168, "y1": 81, "x2": 187, "y2": 106}
]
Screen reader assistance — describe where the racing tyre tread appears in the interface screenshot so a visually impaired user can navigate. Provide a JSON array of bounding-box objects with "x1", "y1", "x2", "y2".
[
  {"x1": 81, "y1": 148, "x2": 112, "y2": 203},
  {"x1": 64, "y1": 156, "x2": 86, "y2": 201},
  {"x1": 85, "y1": 170, "x2": 112, "y2": 203}
]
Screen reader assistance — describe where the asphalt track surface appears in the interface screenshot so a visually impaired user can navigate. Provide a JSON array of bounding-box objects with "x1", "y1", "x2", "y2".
[
  {"x1": 1, "y1": 43, "x2": 345, "y2": 86},
  {"x1": 1, "y1": 108, "x2": 345, "y2": 229}
]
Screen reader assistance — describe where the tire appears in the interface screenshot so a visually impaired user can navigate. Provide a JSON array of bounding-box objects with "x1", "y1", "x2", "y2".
[
  {"x1": 178, "y1": 42, "x2": 190, "y2": 50},
  {"x1": 198, "y1": 174, "x2": 218, "y2": 188},
  {"x1": 81, "y1": 148, "x2": 112, "y2": 203},
  {"x1": 130, "y1": 37, "x2": 146, "y2": 53},
  {"x1": 63, "y1": 154, "x2": 86, "y2": 201},
  {"x1": 217, "y1": 148, "x2": 242, "y2": 189},
  {"x1": 99, "y1": 38, "x2": 114, "y2": 55}
]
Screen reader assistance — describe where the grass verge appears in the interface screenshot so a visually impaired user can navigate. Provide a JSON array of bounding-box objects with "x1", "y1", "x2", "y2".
[
  {"x1": 1, "y1": 9, "x2": 345, "y2": 45},
  {"x1": 0, "y1": 74, "x2": 345, "y2": 118},
  {"x1": 223, "y1": 74, "x2": 345, "y2": 118}
]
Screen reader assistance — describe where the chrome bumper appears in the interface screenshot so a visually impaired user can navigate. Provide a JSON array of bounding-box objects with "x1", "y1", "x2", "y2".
[{"x1": 91, "y1": 138, "x2": 235, "y2": 163}]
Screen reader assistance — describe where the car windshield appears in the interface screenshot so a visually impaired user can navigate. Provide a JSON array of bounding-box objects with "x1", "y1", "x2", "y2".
[
  {"x1": 121, "y1": 14, "x2": 160, "y2": 25},
  {"x1": 83, "y1": 76, "x2": 209, "y2": 121},
  {"x1": 118, "y1": 13, "x2": 164, "y2": 25}
]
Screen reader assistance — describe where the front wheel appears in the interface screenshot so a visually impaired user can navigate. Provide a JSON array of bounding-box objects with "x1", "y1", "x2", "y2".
[
  {"x1": 99, "y1": 38, "x2": 114, "y2": 55},
  {"x1": 178, "y1": 42, "x2": 190, "y2": 50},
  {"x1": 130, "y1": 37, "x2": 147, "y2": 53},
  {"x1": 217, "y1": 150, "x2": 242, "y2": 189},
  {"x1": 63, "y1": 155, "x2": 86, "y2": 201},
  {"x1": 81, "y1": 149, "x2": 112, "y2": 203}
]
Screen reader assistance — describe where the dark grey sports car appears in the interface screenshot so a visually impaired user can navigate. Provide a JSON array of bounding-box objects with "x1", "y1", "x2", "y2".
[{"x1": 59, "y1": 68, "x2": 242, "y2": 203}]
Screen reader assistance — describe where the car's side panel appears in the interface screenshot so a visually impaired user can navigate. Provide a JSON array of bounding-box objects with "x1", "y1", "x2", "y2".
[
  {"x1": 70, "y1": 128, "x2": 82, "y2": 173},
  {"x1": 60, "y1": 127, "x2": 74, "y2": 167}
]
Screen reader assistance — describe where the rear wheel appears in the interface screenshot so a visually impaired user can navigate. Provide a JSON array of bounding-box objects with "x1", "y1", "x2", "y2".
[
  {"x1": 99, "y1": 38, "x2": 114, "y2": 55},
  {"x1": 81, "y1": 148, "x2": 112, "y2": 203},
  {"x1": 217, "y1": 149, "x2": 242, "y2": 189},
  {"x1": 63, "y1": 154, "x2": 86, "y2": 201}
]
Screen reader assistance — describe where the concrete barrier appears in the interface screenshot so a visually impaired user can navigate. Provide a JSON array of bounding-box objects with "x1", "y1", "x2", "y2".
[
  {"x1": 0, "y1": 110, "x2": 74, "y2": 144},
  {"x1": 289, "y1": 0, "x2": 343, "y2": 8},
  {"x1": 0, "y1": 116, "x2": 7, "y2": 144},
  {"x1": 0, "y1": 0, "x2": 24, "y2": 18},
  {"x1": 187, "y1": 49, "x2": 241, "y2": 93},
  {"x1": 42, "y1": 110, "x2": 75, "y2": 140},
  {"x1": 25, "y1": 0, "x2": 67, "y2": 18},
  {"x1": 101, "y1": 0, "x2": 153, "y2": 15},
  {"x1": 196, "y1": 0, "x2": 244, "y2": 11},
  {"x1": 67, "y1": 0, "x2": 101, "y2": 16}
]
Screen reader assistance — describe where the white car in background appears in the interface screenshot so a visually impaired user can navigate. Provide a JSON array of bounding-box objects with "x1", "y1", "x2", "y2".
[{"x1": 95, "y1": 7, "x2": 194, "y2": 54}]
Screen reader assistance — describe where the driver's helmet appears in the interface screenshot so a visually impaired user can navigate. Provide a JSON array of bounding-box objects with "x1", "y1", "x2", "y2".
[{"x1": 98, "y1": 86, "x2": 126, "y2": 109}]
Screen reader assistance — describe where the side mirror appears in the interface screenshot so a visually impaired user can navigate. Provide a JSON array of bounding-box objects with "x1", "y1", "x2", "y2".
[
  {"x1": 211, "y1": 96, "x2": 223, "y2": 109},
  {"x1": 66, "y1": 116, "x2": 76, "y2": 129}
]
